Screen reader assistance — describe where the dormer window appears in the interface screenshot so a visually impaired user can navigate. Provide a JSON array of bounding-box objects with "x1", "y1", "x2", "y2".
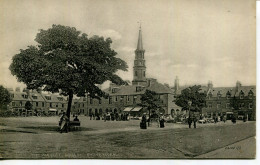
[
  {"x1": 136, "y1": 86, "x2": 144, "y2": 92},
  {"x1": 57, "y1": 97, "x2": 63, "y2": 101},
  {"x1": 22, "y1": 94, "x2": 28, "y2": 99},
  {"x1": 32, "y1": 95, "x2": 37, "y2": 99},
  {"x1": 248, "y1": 90, "x2": 254, "y2": 99},
  {"x1": 45, "y1": 96, "x2": 51, "y2": 100},
  {"x1": 239, "y1": 90, "x2": 244, "y2": 99},
  {"x1": 208, "y1": 92, "x2": 212, "y2": 99},
  {"x1": 226, "y1": 91, "x2": 231, "y2": 99}
]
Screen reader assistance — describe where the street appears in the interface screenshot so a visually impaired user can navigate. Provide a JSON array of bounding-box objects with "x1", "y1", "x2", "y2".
[{"x1": 0, "y1": 117, "x2": 256, "y2": 159}]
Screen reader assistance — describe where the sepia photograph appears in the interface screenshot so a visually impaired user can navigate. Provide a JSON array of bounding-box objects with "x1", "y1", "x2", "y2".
[{"x1": 0, "y1": 0, "x2": 256, "y2": 160}]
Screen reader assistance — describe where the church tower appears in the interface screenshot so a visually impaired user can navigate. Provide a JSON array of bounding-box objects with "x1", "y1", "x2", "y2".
[{"x1": 132, "y1": 25, "x2": 147, "y2": 86}]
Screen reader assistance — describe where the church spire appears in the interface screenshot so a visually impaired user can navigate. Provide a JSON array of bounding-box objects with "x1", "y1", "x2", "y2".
[
  {"x1": 137, "y1": 25, "x2": 143, "y2": 50},
  {"x1": 132, "y1": 25, "x2": 147, "y2": 86}
]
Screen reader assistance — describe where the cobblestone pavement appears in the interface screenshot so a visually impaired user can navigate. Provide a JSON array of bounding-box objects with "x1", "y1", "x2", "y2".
[{"x1": 0, "y1": 117, "x2": 256, "y2": 159}]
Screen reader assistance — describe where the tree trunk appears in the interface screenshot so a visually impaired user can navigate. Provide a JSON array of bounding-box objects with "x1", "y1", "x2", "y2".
[
  {"x1": 148, "y1": 109, "x2": 151, "y2": 127},
  {"x1": 66, "y1": 91, "x2": 73, "y2": 120}
]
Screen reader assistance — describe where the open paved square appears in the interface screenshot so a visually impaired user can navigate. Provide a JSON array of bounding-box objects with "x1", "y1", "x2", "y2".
[{"x1": 0, "y1": 116, "x2": 256, "y2": 159}]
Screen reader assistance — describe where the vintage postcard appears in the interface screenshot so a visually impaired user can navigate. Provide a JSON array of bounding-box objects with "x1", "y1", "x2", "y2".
[{"x1": 0, "y1": 0, "x2": 256, "y2": 159}]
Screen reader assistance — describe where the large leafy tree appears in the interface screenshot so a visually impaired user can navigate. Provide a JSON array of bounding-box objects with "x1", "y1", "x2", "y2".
[
  {"x1": 140, "y1": 90, "x2": 162, "y2": 126},
  {"x1": 175, "y1": 85, "x2": 206, "y2": 113},
  {"x1": 0, "y1": 85, "x2": 12, "y2": 110},
  {"x1": 10, "y1": 25, "x2": 128, "y2": 119}
]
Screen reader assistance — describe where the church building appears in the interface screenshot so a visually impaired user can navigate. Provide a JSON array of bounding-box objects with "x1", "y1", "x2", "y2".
[{"x1": 83, "y1": 26, "x2": 181, "y2": 116}]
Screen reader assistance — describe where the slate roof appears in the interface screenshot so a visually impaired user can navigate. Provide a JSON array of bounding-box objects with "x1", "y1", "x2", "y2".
[
  {"x1": 29, "y1": 91, "x2": 45, "y2": 102},
  {"x1": 9, "y1": 91, "x2": 30, "y2": 101},
  {"x1": 103, "y1": 82, "x2": 174, "y2": 96},
  {"x1": 41, "y1": 93, "x2": 67, "y2": 103}
]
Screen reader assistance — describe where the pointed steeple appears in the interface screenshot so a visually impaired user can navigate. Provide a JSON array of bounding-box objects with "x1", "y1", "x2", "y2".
[{"x1": 136, "y1": 25, "x2": 143, "y2": 50}]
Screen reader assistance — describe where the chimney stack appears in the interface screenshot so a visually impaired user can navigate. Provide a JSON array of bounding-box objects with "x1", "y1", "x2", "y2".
[{"x1": 174, "y1": 76, "x2": 179, "y2": 91}]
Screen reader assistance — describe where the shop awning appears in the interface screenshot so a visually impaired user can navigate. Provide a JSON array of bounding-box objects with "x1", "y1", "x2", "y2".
[
  {"x1": 131, "y1": 107, "x2": 142, "y2": 112},
  {"x1": 123, "y1": 107, "x2": 133, "y2": 112},
  {"x1": 48, "y1": 108, "x2": 57, "y2": 112}
]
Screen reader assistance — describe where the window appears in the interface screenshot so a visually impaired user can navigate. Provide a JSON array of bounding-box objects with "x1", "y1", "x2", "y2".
[
  {"x1": 11, "y1": 94, "x2": 14, "y2": 98},
  {"x1": 83, "y1": 103, "x2": 85, "y2": 107},
  {"x1": 248, "y1": 91, "x2": 253, "y2": 99},
  {"x1": 127, "y1": 96, "x2": 130, "y2": 102},
  {"x1": 20, "y1": 101, "x2": 22, "y2": 106},
  {"x1": 208, "y1": 103, "x2": 211, "y2": 108},
  {"x1": 239, "y1": 91, "x2": 244, "y2": 99},
  {"x1": 56, "y1": 104, "x2": 59, "y2": 108},
  {"x1": 45, "y1": 96, "x2": 51, "y2": 100},
  {"x1": 57, "y1": 97, "x2": 63, "y2": 101},
  {"x1": 249, "y1": 103, "x2": 253, "y2": 109},
  {"x1": 50, "y1": 103, "x2": 53, "y2": 108},
  {"x1": 32, "y1": 96, "x2": 37, "y2": 99},
  {"x1": 112, "y1": 88, "x2": 116, "y2": 93},
  {"x1": 143, "y1": 71, "x2": 145, "y2": 77},
  {"x1": 99, "y1": 99, "x2": 102, "y2": 104},
  {"x1": 109, "y1": 97, "x2": 112, "y2": 104},
  {"x1": 62, "y1": 104, "x2": 64, "y2": 108},
  {"x1": 22, "y1": 94, "x2": 28, "y2": 99},
  {"x1": 217, "y1": 102, "x2": 221, "y2": 109},
  {"x1": 36, "y1": 102, "x2": 38, "y2": 107},
  {"x1": 83, "y1": 97, "x2": 86, "y2": 101},
  {"x1": 226, "y1": 95, "x2": 230, "y2": 99},
  {"x1": 115, "y1": 96, "x2": 118, "y2": 102},
  {"x1": 12, "y1": 102, "x2": 15, "y2": 106},
  {"x1": 120, "y1": 96, "x2": 124, "y2": 102},
  {"x1": 226, "y1": 103, "x2": 230, "y2": 108},
  {"x1": 135, "y1": 71, "x2": 137, "y2": 76},
  {"x1": 90, "y1": 98, "x2": 93, "y2": 104},
  {"x1": 133, "y1": 96, "x2": 137, "y2": 104}
]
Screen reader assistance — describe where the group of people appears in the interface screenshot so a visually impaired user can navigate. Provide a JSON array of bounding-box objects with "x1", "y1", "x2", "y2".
[
  {"x1": 59, "y1": 112, "x2": 80, "y2": 133},
  {"x1": 89, "y1": 112, "x2": 130, "y2": 122},
  {"x1": 140, "y1": 114, "x2": 165, "y2": 129}
]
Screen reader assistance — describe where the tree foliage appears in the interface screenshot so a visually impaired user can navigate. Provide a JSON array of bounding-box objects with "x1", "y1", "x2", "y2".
[
  {"x1": 175, "y1": 85, "x2": 206, "y2": 112},
  {"x1": 0, "y1": 85, "x2": 12, "y2": 110},
  {"x1": 140, "y1": 90, "x2": 162, "y2": 112},
  {"x1": 9, "y1": 25, "x2": 128, "y2": 118},
  {"x1": 25, "y1": 101, "x2": 33, "y2": 111}
]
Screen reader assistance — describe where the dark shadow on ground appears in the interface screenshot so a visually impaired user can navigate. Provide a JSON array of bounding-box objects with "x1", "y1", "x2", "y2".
[
  {"x1": 19, "y1": 126, "x2": 96, "y2": 132},
  {"x1": 0, "y1": 129, "x2": 37, "y2": 134}
]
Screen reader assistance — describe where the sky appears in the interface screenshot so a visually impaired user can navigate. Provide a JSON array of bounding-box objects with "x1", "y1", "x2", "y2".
[{"x1": 0, "y1": 0, "x2": 256, "y2": 90}]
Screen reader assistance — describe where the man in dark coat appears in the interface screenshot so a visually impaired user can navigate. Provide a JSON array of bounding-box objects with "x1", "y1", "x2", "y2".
[{"x1": 188, "y1": 117, "x2": 192, "y2": 128}]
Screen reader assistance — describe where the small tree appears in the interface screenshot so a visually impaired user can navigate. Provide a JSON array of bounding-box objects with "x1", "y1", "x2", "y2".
[
  {"x1": 0, "y1": 85, "x2": 11, "y2": 110},
  {"x1": 175, "y1": 85, "x2": 206, "y2": 115},
  {"x1": 25, "y1": 101, "x2": 33, "y2": 111},
  {"x1": 9, "y1": 25, "x2": 128, "y2": 120},
  {"x1": 140, "y1": 90, "x2": 162, "y2": 126}
]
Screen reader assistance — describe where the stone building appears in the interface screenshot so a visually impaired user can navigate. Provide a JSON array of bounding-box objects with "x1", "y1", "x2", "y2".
[
  {"x1": 84, "y1": 26, "x2": 179, "y2": 116},
  {"x1": 201, "y1": 81, "x2": 256, "y2": 120},
  {"x1": 8, "y1": 87, "x2": 31, "y2": 116}
]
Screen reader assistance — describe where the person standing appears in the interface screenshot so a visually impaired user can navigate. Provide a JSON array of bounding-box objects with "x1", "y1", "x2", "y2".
[
  {"x1": 193, "y1": 116, "x2": 197, "y2": 128},
  {"x1": 223, "y1": 115, "x2": 227, "y2": 123},
  {"x1": 188, "y1": 117, "x2": 192, "y2": 128},
  {"x1": 140, "y1": 114, "x2": 147, "y2": 129},
  {"x1": 60, "y1": 112, "x2": 69, "y2": 133}
]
